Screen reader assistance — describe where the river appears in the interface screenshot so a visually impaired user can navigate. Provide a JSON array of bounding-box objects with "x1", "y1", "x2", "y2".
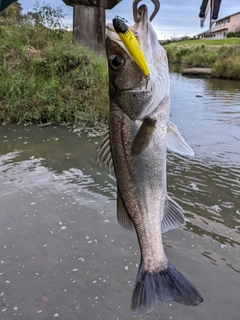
[{"x1": 0, "y1": 74, "x2": 240, "y2": 320}]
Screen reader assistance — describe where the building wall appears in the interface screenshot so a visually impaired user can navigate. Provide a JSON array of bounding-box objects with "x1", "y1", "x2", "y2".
[
  {"x1": 229, "y1": 13, "x2": 240, "y2": 32},
  {"x1": 197, "y1": 12, "x2": 240, "y2": 39},
  {"x1": 211, "y1": 12, "x2": 240, "y2": 38}
]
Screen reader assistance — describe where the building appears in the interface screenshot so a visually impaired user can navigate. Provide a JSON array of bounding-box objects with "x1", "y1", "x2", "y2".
[
  {"x1": 211, "y1": 11, "x2": 240, "y2": 38},
  {"x1": 197, "y1": 29, "x2": 215, "y2": 39},
  {"x1": 197, "y1": 11, "x2": 240, "y2": 39}
]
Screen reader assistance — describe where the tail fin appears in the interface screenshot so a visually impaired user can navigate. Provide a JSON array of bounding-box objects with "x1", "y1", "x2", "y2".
[{"x1": 132, "y1": 261, "x2": 203, "y2": 318}]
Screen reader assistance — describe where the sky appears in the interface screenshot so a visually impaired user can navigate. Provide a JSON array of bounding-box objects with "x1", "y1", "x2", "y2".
[{"x1": 19, "y1": 0, "x2": 240, "y2": 39}]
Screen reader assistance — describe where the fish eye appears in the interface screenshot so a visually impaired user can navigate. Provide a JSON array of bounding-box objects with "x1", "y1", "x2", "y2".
[{"x1": 108, "y1": 54, "x2": 124, "y2": 71}]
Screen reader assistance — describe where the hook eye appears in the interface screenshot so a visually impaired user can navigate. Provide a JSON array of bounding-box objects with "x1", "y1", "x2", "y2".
[{"x1": 132, "y1": 0, "x2": 160, "y2": 23}]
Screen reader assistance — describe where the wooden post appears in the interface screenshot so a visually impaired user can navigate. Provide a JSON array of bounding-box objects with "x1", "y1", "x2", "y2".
[
  {"x1": 62, "y1": 0, "x2": 122, "y2": 52},
  {"x1": 73, "y1": 4, "x2": 105, "y2": 51}
]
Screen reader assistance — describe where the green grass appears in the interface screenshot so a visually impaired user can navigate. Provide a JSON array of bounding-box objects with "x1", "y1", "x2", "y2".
[
  {"x1": 163, "y1": 38, "x2": 240, "y2": 79},
  {"x1": 163, "y1": 38, "x2": 240, "y2": 48},
  {"x1": 0, "y1": 22, "x2": 109, "y2": 128},
  {"x1": 1, "y1": 20, "x2": 240, "y2": 127}
]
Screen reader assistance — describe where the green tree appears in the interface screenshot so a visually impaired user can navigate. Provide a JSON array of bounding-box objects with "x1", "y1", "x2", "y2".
[
  {"x1": 28, "y1": 1, "x2": 66, "y2": 29},
  {"x1": 0, "y1": 0, "x2": 22, "y2": 19}
]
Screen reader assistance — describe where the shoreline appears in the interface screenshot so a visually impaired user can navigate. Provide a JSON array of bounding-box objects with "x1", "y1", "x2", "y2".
[
  {"x1": 182, "y1": 68, "x2": 212, "y2": 76},
  {"x1": 163, "y1": 38, "x2": 240, "y2": 80}
]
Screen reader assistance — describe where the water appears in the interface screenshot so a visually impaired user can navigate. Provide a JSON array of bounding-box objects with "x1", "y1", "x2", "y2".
[{"x1": 0, "y1": 74, "x2": 240, "y2": 320}]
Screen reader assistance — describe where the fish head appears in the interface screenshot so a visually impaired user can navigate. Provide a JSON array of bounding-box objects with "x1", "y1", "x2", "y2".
[{"x1": 106, "y1": 5, "x2": 170, "y2": 121}]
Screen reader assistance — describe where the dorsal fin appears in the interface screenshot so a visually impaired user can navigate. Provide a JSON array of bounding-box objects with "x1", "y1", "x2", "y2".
[
  {"x1": 96, "y1": 130, "x2": 115, "y2": 173},
  {"x1": 161, "y1": 195, "x2": 185, "y2": 233}
]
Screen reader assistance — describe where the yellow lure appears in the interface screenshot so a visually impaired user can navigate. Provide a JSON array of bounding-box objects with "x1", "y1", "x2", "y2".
[{"x1": 113, "y1": 18, "x2": 150, "y2": 78}]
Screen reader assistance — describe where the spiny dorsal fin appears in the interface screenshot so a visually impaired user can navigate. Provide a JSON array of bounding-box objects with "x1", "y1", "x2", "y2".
[
  {"x1": 95, "y1": 130, "x2": 115, "y2": 173},
  {"x1": 167, "y1": 122, "x2": 194, "y2": 156},
  {"x1": 117, "y1": 190, "x2": 134, "y2": 231},
  {"x1": 161, "y1": 195, "x2": 185, "y2": 233},
  {"x1": 131, "y1": 118, "x2": 156, "y2": 157}
]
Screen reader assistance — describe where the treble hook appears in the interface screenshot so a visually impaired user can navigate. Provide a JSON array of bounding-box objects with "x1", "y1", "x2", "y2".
[{"x1": 132, "y1": 0, "x2": 160, "y2": 23}]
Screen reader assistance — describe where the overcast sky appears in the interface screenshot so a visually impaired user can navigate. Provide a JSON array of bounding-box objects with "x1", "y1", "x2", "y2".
[{"x1": 19, "y1": 0, "x2": 240, "y2": 39}]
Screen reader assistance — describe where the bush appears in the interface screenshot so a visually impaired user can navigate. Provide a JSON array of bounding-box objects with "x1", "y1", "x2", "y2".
[
  {"x1": 164, "y1": 40, "x2": 240, "y2": 79},
  {"x1": 211, "y1": 56, "x2": 240, "y2": 79},
  {"x1": 0, "y1": 23, "x2": 109, "y2": 127},
  {"x1": 182, "y1": 49, "x2": 217, "y2": 68},
  {"x1": 227, "y1": 26, "x2": 240, "y2": 38}
]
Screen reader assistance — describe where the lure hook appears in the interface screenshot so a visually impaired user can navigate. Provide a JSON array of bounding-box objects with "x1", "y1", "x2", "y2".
[{"x1": 132, "y1": 0, "x2": 160, "y2": 23}]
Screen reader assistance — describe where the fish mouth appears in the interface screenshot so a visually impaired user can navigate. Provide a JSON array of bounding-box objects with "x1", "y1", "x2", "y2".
[
  {"x1": 117, "y1": 77, "x2": 152, "y2": 94},
  {"x1": 106, "y1": 4, "x2": 170, "y2": 120},
  {"x1": 134, "y1": 4, "x2": 149, "y2": 28},
  {"x1": 132, "y1": 5, "x2": 150, "y2": 54}
]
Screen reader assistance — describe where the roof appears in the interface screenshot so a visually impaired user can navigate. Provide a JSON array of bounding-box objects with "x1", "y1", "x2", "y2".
[
  {"x1": 216, "y1": 11, "x2": 240, "y2": 23},
  {"x1": 197, "y1": 29, "x2": 214, "y2": 36}
]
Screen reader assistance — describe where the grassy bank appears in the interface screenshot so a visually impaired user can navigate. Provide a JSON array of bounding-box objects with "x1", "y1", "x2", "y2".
[
  {"x1": 0, "y1": 22, "x2": 109, "y2": 128},
  {"x1": 163, "y1": 38, "x2": 240, "y2": 80},
  {"x1": 1, "y1": 23, "x2": 240, "y2": 128}
]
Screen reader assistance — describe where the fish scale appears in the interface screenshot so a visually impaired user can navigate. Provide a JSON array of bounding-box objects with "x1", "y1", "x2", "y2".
[{"x1": 110, "y1": 102, "x2": 167, "y2": 272}]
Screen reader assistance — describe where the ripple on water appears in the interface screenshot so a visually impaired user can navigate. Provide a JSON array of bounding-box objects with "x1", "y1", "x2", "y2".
[{"x1": 0, "y1": 74, "x2": 240, "y2": 319}]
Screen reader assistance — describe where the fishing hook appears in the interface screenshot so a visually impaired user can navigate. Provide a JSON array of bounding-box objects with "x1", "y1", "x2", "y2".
[{"x1": 132, "y1": 0, "x2": 160, "y2": 22}]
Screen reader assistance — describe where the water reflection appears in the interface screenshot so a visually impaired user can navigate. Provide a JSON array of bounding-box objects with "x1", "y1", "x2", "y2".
[
  {"x1": 0, "y1": 74, "x2": 240, "y2": 319},
  {"x1": 170, "y1": 73, "x2": 240, "y2": 166}
]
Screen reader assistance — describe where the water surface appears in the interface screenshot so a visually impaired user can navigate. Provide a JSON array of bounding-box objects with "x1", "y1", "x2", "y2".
[{"x1": 0, "y1": 74, "x2": 240, "y2": 320}]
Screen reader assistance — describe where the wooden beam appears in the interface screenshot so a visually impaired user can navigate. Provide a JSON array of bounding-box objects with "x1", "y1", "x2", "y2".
[
  {"x1": 73, "y1": 4, "x2": 105, "y2": 51},
  {"x1": 62, "y1": 0, "x2": 122, "y2": 51},
  {"x1": 62, "y1": 0, "x2": 121, "y2": 9}
]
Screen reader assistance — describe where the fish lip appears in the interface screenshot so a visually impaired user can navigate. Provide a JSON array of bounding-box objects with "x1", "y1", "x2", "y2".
[
  {"x1": 135, "y1": 4, "x2": 149, "y2": 32},
  {"x1": 134, "y1": 4, "x2": 149, "y2": 25},
  {"x1": 117, "y1": 84, "x2": 152, "y2": 94},
  {"x1": 116, "y1": 75, "x2": 152, "y2": 93}
]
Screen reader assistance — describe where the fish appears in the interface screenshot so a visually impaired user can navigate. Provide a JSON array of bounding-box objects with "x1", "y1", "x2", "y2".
[{"x1": 97, "y1": 4, "x2": 203, "y2": 318}]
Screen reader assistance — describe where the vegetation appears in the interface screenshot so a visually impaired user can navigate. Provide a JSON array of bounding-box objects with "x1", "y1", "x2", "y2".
[
  {"x1": 0, "y1": 1, "x2": 23, "y2": 22},
  {"x1": 163, "y1": 38, "x2": 240, "y2": 80},
  {"x1": 1, "y1": 1, "x2": 240, "y2": 127},
  {"x1": 227, "y1": 25, "x2": 240, "y2": 38},
  {"x1": 0, "y1": 1, "x2": 109, "y2": 128}
]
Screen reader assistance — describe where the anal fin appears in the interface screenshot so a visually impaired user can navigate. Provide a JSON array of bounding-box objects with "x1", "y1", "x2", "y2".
[
  {"x1": 95, "y1": 129, "x2": 115, "y2": 173},
  {"x1": 117, "y1": 190, "x2": 134, "y2": 231},
  {"x1": 162, "y1": 195, "x2": 185, "y2": 233}
]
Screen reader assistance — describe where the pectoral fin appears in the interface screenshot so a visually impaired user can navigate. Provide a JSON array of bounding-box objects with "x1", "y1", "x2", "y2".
[
  {"x1": 161, "y1": 195, "x2": 185, "y2": 233},
  {"x1": 95, "y1": 130, "x2": 115, "y2": 173},
  {"x1": 131, "y1": 118, "x2": 156, "y2": 157},
  {"x1": 117, "y1": 190, "x2": 134, "y2": 231},
  {"x1": 167, "y1": 122, "x2": 194, "y2": 156}
]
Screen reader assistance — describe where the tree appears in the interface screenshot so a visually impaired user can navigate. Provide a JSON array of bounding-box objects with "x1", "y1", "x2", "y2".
[
  {"x1": 0, "y1": 0, "x2": 16, "y2": 13},
  {"x1": 28, "y1": 1, "x2": 66, "y2": 29},
  {"x1": 0, "y1": 0, "x2": 22, "y2": 19}
]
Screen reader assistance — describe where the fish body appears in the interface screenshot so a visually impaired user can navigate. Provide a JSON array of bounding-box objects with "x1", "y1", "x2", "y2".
[{"x1": 99, "y1": 4, "x2": 203, "y2": 317}]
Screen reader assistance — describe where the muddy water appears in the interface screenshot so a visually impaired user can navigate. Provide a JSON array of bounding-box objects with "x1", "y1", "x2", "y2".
[{"x1": 0, "y1": 74, "x2": 240, "y2": 320}]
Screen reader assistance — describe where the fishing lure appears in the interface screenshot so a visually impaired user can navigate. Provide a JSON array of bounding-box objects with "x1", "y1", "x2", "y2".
[{"x1": 112, "y1": 17, "x2": 150, "y2": 78}]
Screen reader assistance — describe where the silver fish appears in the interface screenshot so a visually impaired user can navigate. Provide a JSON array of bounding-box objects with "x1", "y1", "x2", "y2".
[{"x1": 98, "y1": 5, "x2": 203, "y2": 318}]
